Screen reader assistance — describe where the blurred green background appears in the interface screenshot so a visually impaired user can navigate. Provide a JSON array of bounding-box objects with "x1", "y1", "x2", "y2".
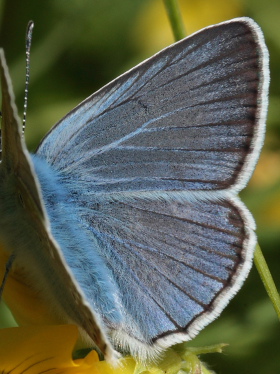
[{"x1": 0, "y1": 0, "x2": 279, "y2": 373}]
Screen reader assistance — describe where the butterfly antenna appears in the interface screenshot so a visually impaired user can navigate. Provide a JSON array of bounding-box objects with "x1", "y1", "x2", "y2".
[{"x1": 22, "y1": 21, "x2": 34, "y2": 136}]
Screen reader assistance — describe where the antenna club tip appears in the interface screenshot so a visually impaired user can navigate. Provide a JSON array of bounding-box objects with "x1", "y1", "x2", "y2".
[
  {"x1": 26, "y1": 21, "x2": 34, "y2": 39},
  {"x1": 27, "y1": 20, "x2": 34, "y2": 28}
]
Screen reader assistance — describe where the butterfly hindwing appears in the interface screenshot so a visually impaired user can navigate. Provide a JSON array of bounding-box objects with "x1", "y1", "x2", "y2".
[{"x1": 77, "y1": 195, "x2": 255, "y2": 350}]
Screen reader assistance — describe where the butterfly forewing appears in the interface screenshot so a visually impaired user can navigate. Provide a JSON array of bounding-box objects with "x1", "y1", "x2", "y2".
[{"x1": 37, "y1": 19, "x2": 267, "y2": 197}]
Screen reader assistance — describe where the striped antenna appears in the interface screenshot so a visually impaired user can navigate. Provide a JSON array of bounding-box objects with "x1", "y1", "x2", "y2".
[{"x1": 22, "y1": 21, "x2": 34, "y2": 136}]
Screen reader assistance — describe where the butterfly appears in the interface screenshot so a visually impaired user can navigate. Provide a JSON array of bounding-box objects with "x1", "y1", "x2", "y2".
[{"x1": 0, "y1": 17, "x2": 269, "y2": 361}]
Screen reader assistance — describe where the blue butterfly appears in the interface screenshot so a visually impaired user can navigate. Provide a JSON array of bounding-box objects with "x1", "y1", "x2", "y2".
[{"x1": 0, "y1": 17, "x2": 269, "y2": 361}]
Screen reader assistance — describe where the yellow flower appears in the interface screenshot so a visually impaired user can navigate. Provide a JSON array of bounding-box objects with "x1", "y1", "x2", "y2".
[
  {"x1": 0, "y1": 324, "x2": 135, "y2": 374},
  {"x1": 0, "y1": 323, "x2": 224, "y2": 374}
]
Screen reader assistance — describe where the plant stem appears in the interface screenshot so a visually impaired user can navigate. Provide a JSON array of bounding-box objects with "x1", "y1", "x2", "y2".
[
  {"x1": 163, "y1": 0, "x2": 186, "y2": 40},
  {"x1": 254, "y1": 244, "x2": 280, "y2": 319}
]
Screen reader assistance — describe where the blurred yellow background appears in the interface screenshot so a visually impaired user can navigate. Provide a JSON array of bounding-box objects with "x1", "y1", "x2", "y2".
[{"x1": 0, "y1": 0, "x2": 279, "y2": 373}]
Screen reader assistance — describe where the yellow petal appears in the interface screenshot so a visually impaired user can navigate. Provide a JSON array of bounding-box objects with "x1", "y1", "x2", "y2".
[
  {"x1": 0, "y1": 324, "x2": 136, "y2": 374},
  {"x1": 0, "y1": 325, "x2": 90, "y2": 373}
]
